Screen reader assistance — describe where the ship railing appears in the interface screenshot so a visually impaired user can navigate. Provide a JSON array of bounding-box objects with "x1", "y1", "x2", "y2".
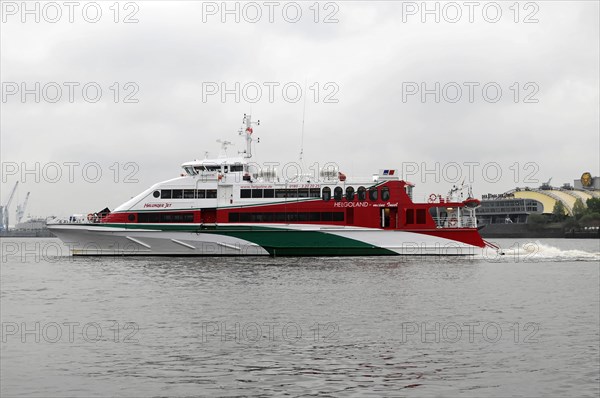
[
  {"x1": 47, "y1": 213, "x2": 110, "y2": 225},
  {"x1": 431, "y1": 216, "x2": 477, "y2": 229}
]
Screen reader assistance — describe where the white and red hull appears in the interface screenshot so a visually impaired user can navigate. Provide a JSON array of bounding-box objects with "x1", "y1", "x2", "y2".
[{"x1": 48, "y1": 222, "x2": 484, "y2": 256}]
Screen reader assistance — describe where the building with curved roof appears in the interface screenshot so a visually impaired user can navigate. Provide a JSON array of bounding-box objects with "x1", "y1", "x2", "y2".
[{"x1": 476, "y1": 173, "x2": 600, "y2": 224}]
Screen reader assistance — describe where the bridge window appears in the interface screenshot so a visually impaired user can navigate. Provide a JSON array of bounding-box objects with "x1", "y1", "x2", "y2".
[
  {"x1": 357, "y1": 186, "x2": 366, "y2": 201},
  {"x1": 183, "y1": 166, "x2": 196, "y2": 175},
  {"x1": 322, "y1": 187, "x2": 331, "y2": 201},
  {"x1": 334, "y1": 187, "x2": 343, "y2": 201},
  {"x1": 369, "y1": 187, "x2": 378, "y2": 201}
]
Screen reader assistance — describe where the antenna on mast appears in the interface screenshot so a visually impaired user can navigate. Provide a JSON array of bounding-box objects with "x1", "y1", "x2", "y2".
[
  {"x1": 299, "y1": 78, "x2": 307, "y2": 167},
  {"x1": 239, "y1": 113, "x2": 259, "y2": 159}
]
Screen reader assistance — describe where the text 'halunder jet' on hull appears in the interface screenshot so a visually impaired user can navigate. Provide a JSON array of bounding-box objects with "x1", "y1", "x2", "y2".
[{"x1": 48, "y1": 115, "x2": 497, "y2": 256}]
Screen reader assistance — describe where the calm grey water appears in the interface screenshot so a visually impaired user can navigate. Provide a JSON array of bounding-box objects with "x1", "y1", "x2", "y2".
[{"x1": 1, "y1": 238, "x2": 599, "y2": 397}]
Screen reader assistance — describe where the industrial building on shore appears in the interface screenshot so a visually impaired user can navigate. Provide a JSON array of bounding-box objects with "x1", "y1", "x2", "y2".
[
  {"x1": 477, "y1": 172, "x2": 599, "y2": 225},
  {"x1": 476, "y1": 173, "x2": 599, "y2": 238}
]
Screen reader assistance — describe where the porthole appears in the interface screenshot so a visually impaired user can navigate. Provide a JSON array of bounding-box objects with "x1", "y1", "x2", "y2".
[
  {"x1": 322, "y1": 187, "x2": 331, "y2": 201},
  {"x1": 381, "y1": 187, "x2": 390, "y2": 201},
  {"x1": 346, "y1": 186, "x2": 355, "y2": 201},
  {"x1": 128, "y1": 214, "x2": 135, "y2": 222},
  {"x1": 334, "y1": 187, "x2": 343, "y2": 201},
  {"x1": 368, "y1": 187, "x2": 378, "y2": 201},
  {"x1": 357, "y1": 186, "x2": 367, "y2": 201},
  {"x1": 153, "y1": 190, "x2": 160, "y2": 198}
]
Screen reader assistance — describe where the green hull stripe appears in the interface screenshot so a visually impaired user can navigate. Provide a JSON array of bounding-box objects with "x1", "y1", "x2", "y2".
[{"x1": 77, "y1": 223, "x2": 396, "y2": 256}]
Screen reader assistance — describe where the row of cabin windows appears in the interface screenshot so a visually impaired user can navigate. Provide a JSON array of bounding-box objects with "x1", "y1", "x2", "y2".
[
  {"x1": 229, "y1": 212, "x2": 344, "y2": 223},
  {"x1": 155, "y1": 186, "x2": 392, "y2": 201},
  {"x1": 239, "y1": 186, "x2": 391, "y2": 201},
  {"x1": 137, "y1": 212, "x2": 195, "y2": 223},
  {"x1": 154, "y1": 189, "x2": 218, "y2": 199},
  {"x1": 324, "y1": 186, "x2": 390, "y2": 202},
  {"x1": 240, "y1": 188, "x2": 322, "y2": 199}
]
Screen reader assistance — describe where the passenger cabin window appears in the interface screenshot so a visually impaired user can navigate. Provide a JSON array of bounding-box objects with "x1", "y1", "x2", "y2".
[
  {"x1": 369, "y1": 187, "x2": 378, "y2": 201},
  {"x1": 322, "y1": 187, "x2": 331, "y2": 201},
  {"x1": 228, "y1": 211, "x2": 344, "y2": 223},
  {"x1": 381, "y1": 187, "x2": 390, "y2": 201},
  {"x1": 334, "y1": 187, "x2": 343, "y2": 201},
  {"x1": 416, "y1": 209, "x2": 427, "y2": 224},
  {"x1": 406, "y1": 209, "x2": 414, "y2": 224},
  {"x1": 160, "y1": 189, "x2": 218, "y2": 199},
  {"x1": 230, "y1": 165, "x2": 244, "y2": 172},
  {"x1": 357, "y1": 187, "x2": 366, "y2": 201},
  {"x1": 138, "y1": 212, "x2": 194, "y2": 223},
  {"x1": 346, "y1": 187, "x2": 355, "y2": 201},
  {"x1": 239, "y1": 188, "x2": 323, "y2": 200}
]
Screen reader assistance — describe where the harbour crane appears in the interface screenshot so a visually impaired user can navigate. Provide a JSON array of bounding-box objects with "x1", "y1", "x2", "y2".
[
  {"x1": 0, "y1": 181, "x2": 19, "y2": 232},
  {"x1": 16, "y1": 192, "x2": 30, "y2": 224}
]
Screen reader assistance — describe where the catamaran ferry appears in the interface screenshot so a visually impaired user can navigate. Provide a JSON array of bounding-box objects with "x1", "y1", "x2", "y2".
[{"x1": 48, "y1": 114, "x2": 496, "y2": 256}]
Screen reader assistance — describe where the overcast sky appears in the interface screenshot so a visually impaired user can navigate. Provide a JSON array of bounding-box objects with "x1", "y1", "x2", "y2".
[{"x1": 1, "y1": 0, "x2": 599, "y2": 218}]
